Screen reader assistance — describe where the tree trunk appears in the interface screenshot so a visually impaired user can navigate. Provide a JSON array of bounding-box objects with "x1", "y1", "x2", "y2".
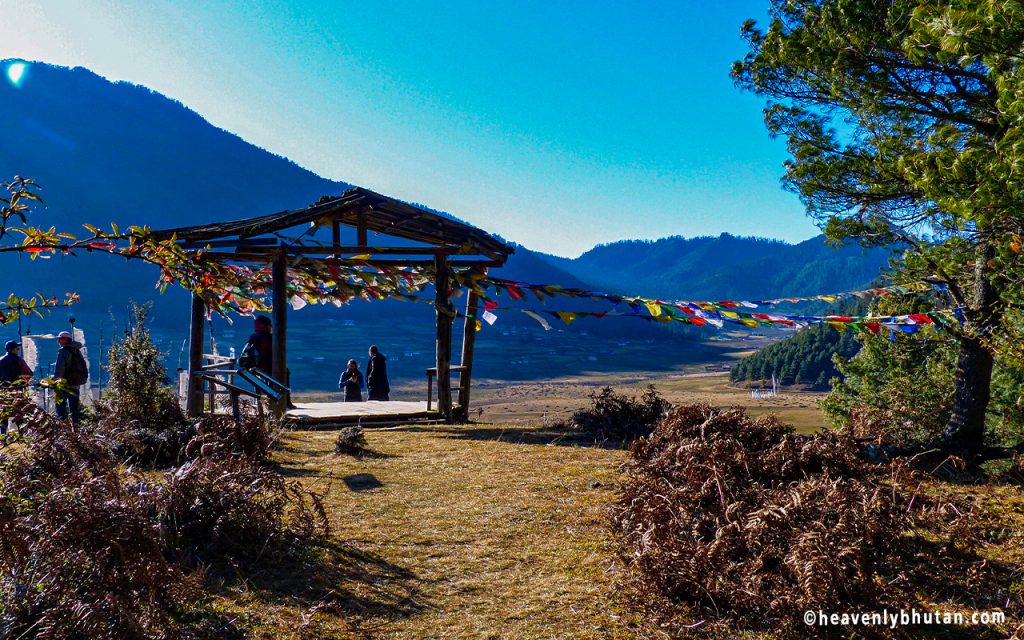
[
  {"x1": 941, "y1": 242, "x2": 999, "y2": 456},
  {"x1": 941, "y1": 336, "x2": 994, "y2": 455}
]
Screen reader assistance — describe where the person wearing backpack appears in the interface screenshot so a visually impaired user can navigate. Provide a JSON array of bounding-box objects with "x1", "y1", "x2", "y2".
[
  {"x1": 54, "y1": 331, "x2": 88, "y2": 424},
  {"x1": 243, "y1": 316, "x2": 273, "y2": 374}
]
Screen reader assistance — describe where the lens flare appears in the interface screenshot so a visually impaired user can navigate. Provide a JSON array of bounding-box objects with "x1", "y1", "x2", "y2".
[{"x1": 6, "y1": 62, "x2": 28, "y2": 88}]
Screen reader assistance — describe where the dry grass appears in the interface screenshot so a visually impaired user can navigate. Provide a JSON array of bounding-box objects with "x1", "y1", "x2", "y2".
[
  {"x1": 470, "y1": 371, "x2": 827, "y2": 433},
  {"x1": 209, "y1": 421, "x2": 635, "y2": 639},
  {"x1": 203, "y1": 413, "x2": 1024, "y2": 639}
]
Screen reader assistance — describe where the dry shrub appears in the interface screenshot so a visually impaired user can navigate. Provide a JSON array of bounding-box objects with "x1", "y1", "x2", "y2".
[
  {"x1": 0, "y1": 393, "x2": 205, "y2": 640},
  {"x1": 568, "y1": 385, "x2": 670, "y2": 444},
  {"x1": 183, "y1": 413, "x2": 280, "y2": 463},
  {"x1": 335, "y1": 426, "x2": 367, "y2": 455},
  {"x1": 0, "y1": 388, "x2": 328, "y2": 639},
  {"x1": 161, "y1": 456, "x2": 329, "y2": 564},
  {"x1": 611, "y1": 404, "x2": 909, "y2": 634}
]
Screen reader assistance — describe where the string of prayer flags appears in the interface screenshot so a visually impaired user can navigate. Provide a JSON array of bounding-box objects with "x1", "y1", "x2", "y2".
[{"x1": 458, "y1": 274, "x2": 944, "y2": 320}]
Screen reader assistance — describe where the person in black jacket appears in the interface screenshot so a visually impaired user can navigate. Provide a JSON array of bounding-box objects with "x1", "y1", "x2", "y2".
[
  {"x1": 366, "y1": 345, "x2": 390, "y2": 401},
  {"x1": 245, "y1": 316, "x2": 273, "y2": 374},
  {"x1": 0, "y1": 341, "x2": 32, "y2": 387},
  {"x1": 339, "y1": 359, "x2": 364, "y2": 402},
  {"x1": 0, "y1": 341, "x2": 32, "y2": 434}
]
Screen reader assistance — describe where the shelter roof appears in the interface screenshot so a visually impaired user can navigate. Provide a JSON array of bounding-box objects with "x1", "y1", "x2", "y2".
[{"x1": 151, "y1": 187, "x2": 513, "y2": 261}]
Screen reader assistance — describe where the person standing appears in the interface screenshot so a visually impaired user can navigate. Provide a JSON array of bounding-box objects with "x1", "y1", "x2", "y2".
[
  {"x1": 0, "y1": 341, "x2": 32, "y2": 387},
  {"x1": 243, "y1": 316, "x2": 273, "y2": 375},
  {"x1": 366, "y1": 345, "x2": 390, "y2": 401},
  {"x1": 1, "y1": 341, "x2": 33, "y2": 434},
  {"x1": 54, "y1": 331, "x2": 88, "y2": 424},
  {"x1": 339, "y1": 359, "x2": 364, "y2": 402}
]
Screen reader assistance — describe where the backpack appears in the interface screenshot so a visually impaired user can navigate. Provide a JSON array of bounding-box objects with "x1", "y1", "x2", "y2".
[
  {"x1": 64, "y1": 348, "x2": 89, "y2": 386},
  {"x1": 237, "y1": 341, "x2": 257, "y2": 370}
]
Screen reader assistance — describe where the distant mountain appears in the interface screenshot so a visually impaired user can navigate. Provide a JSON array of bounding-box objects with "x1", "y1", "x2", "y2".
[{"x1": 543, "y1": 233, "x2": 891, "y2": 301}]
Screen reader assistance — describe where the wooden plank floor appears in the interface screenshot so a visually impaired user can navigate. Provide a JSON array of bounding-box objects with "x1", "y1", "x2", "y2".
[{"x1": 286, "y1": 400, "x2": 442, "y2": 427}]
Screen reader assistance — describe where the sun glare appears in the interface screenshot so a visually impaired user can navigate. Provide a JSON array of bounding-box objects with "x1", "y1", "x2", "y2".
[{"x1": 6, "y1": 62, "x2": 28, "y2": 88}]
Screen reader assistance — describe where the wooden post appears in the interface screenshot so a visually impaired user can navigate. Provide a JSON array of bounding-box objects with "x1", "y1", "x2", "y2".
[
  {"x1": 456, "y1": 273, "x2": 482, "y2": 421},
  {"x1": 271, "y1": 249, "x2": 288, "y2": 417},
  {"x1": 357, "y1": 211, "x2": 368, "y2": 246},
  {"x1": 331, "y1": 221, "x2": 341, "y2": 254},
  {"x1": 186, "y1": 294, "x2": 205, "y2": 417},
  {"x1": 434, "y1": 254, "x2": 454, "y2": 421}
]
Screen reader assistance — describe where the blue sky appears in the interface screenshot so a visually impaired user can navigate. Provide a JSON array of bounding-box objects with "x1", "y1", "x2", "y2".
[{"x1": 3, "y1": 0, "x2": 818, "y2": 256}]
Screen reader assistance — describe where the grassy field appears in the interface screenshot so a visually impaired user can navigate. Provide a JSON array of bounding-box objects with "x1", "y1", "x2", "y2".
[
  {"x1": 212, "y1": 422, "x2": 635, "y2": 639},
  {"x1": 208, "y1": 416, "x2": 1024, "y2": 639},
  {"x1": 224, "y1": 373, "x2": 1023, "y2": 638},
  {"x1": 469, "y1": 371, "x2": 827, "y2": 434}
]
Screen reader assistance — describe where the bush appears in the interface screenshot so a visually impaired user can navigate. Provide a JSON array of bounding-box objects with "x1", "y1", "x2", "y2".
[
  {"x1": 161, "y1": 456, "x2": 328, "y2": 564},
  {"x1": 183, "y1": 413, "x2": 280, "y2": 463},
  {"x1": 99, "y1": 303, "x2": 188, "y2": 464},
  {"x1": 335, "y1": 426, "x2": 367, "y2": 455},
  {"x1": 0, "y1": 387, "x2": 327, "y2": 639},
  {"x1": 567, "y1": 385, "x2": 670, "y2": 444},
  {"x1": 610, "y1": 404, "x2": 911, "y2": 635},
  {"x1": 0, "y1": 395, "x2": 204, "y2": 640}
]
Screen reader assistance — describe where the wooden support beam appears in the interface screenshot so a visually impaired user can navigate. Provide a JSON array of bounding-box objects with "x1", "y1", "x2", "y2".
[
  {"x1": 186, "y1": 294, "x2": 205, "y2": 417},
  {"x1": 357, "y1": 212, "x2": 368, "y2": 247},
  {"x1": 254, "y1": 245, "x2": 462, "y2": 255},
  {"x1": 331, "y1": 222, "x2": 341, "y2": 254},
  {"x1": 434, "y1": 254, "x2": 454, "y2": 421},
  {"x1": 179, "y1": 237, "x2": 279, "y2": 249},
  {"x1": 271, "y1": 249, "x2": 288, "y2": 417},
  {"x1": 456, "y1": 272, "x2": 482, "y2": 421}
]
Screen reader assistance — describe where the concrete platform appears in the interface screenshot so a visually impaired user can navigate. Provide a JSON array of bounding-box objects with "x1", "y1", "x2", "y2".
[{"x1": 286, "y1": 400, "x2": 443, "y2": 428}]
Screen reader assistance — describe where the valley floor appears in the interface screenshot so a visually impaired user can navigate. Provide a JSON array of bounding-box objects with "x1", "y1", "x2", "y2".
[{"x1": 471, "y1": 370, "x2": 826, "y2": 433}]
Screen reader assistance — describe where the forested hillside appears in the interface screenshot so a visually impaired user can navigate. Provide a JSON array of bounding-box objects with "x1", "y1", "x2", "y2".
[
  {"x1": 729, "y1": 324, "x2": 859, "y2": 387},
  {"x1": 544, "y1": 233, "x2": 892, "y2": 300}
]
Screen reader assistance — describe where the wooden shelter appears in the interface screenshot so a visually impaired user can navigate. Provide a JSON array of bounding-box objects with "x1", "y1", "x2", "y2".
[{"x1": 151, "y1": 187, "x2": 514, "y2": 424}]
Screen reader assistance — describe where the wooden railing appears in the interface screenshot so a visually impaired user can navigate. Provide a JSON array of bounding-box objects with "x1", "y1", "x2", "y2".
[
  {"x1": 425, "y1": 366, "x2": 467, "y2": 412},
  {"x1": 190, "y1": 353, "x2": 290, "y2": 419}
]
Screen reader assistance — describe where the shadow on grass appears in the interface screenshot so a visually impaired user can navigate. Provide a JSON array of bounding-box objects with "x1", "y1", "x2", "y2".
[
  {"x1": 342, "y1": 473, "x2": 384, "y2": 491},
  {"x1": 210, "y1": 539, "x2": 426, "y2": 628},
  {"x1": 883, "y1": 536, "x2": 1023, "y2": 639}
]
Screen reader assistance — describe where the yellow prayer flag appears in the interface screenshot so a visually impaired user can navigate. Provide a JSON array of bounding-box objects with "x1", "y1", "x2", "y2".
[{"x1": 644, "y1": 301, "x2": 662, "y2": 317}]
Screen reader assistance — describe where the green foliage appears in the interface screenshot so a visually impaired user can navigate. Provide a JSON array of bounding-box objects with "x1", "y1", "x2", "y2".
[
  {"x1": 100, "y1": 303, "x2": 186, "y2": 463},
  {"x1": 734, "y1": 0, "x2": 1024, "y2": 449},
  {"x1": 823, "y1": 326, "x2": 1024, "y2": 449},
  {"x1": 822, "y1": 329, "x2": 957, "y2": 447},
  {"x1": 730, "y1": 323, "x2": 860, "y2": 387}
]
